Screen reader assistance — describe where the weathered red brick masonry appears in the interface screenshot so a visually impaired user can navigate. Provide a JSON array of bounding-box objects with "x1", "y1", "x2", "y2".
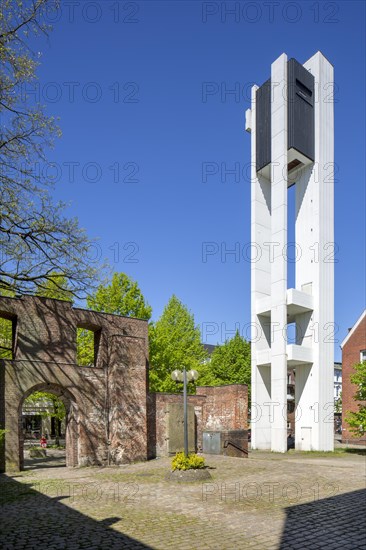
[
  {"x1": 341, "y1": 310, "x2": 366, "y2": 444},
  {"x1": 0, "y1": 296, "x2": 247, "y2": 471}
]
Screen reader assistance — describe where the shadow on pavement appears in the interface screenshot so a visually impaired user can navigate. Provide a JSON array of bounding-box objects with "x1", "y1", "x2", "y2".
[
  {"x1": 0, "y1": 473, "x2": 153, "y2": 549},
  {"x1": 279, "y1": 488, "x2": 366, "y2": 550},
  {"x1": 23, "y1": 450, "x2": 66, "y2": 470}
]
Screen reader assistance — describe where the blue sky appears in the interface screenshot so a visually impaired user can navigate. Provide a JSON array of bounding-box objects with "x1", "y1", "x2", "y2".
[{"x1": 32, "y1": 1, "x2": 365, "y2": 359}]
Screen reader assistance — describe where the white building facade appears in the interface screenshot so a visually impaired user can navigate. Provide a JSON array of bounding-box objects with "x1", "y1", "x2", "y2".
[{"x1": 246, "y1": 52, "x2": 334, "y2": 452}]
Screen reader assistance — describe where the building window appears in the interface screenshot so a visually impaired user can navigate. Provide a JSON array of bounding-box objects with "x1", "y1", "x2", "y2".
[{"x1": 361, "y1": 350, "x2": 366, "y2": 363}]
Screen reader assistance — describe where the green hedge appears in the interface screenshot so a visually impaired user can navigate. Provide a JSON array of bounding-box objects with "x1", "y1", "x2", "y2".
[{"x1": 171, "y1": 452, "x2": 206, "y2": 471}]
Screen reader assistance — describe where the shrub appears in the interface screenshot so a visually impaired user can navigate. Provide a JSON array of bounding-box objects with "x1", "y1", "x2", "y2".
[{"x1": 172, "y1": 452, "x2": 205, "y2": 471}]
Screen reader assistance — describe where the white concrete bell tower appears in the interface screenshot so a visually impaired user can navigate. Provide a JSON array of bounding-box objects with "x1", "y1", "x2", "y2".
[{"x1": 246, "y1": 51, "x2": 334, "y2": 452}]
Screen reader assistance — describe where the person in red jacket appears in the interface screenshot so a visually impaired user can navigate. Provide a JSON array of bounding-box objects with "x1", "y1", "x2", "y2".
[{"x1": 40, "y1": 435, "x2": 47, "y2": 448}]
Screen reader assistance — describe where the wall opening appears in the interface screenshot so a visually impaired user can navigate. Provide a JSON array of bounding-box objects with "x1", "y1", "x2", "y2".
[
  {"x1": 0, "y1": 313, "x2": 16, "y2": 359},
  {"x1": 21, "y1": 389, "x2": 67, "y2": 469},
  {"x1": 19, "y1": 384, "x2": 78, "y2": 470},
  {"x1": 76, "y1": 326, "x2": 100, "y2": 366}
]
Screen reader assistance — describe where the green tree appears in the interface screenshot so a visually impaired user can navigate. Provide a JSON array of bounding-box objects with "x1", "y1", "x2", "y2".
[
  {"x1": 345, "y1": 361, "x2": 366, "y2": 437},
  {"x1": 24, "y1": 391, "x2": 66, "y2": 446},
  {"x1": 87, "y1": 272, "x2": 152, "y2": 319},
  {"x1": 0, "y1": 316, "x2": 13, "y2": 359},
  {"x1": 200, "y1": 331, "x2": 251, "y2": 393},
  {"x1": 149, "y1": 295, "x2": 207, "y2": 392},
  {"x1": 0, "y1": 0, "x2": 99, "y2": 297},
  {"x1": 35, "y1": 273, "x2": 73, "y2": 302}
]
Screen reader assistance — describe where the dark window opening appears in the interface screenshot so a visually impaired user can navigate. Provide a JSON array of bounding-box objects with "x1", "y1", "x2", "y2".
[
  {"x1": 287, "y1": 158, "x2": 304, "y2": 173},
  {"x1": 296, "y1": 79, "x2": 312, "y2": 98}
]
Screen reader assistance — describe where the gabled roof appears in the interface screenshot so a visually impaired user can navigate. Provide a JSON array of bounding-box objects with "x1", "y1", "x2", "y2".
[
  {"x1": 341, "y1": 310, "x2": 366, "y2": 348},
  {"x1": 202, "y1": 343, "x2": 217, "y2": 355}
]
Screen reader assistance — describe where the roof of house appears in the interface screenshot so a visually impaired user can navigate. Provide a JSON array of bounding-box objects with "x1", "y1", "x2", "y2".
[
  {"x1": 202, "y1": 343, "x2": 217, "y2": 355},
  {"x1": 340, "y1": 310, "x2": 366, "y2": 349}
]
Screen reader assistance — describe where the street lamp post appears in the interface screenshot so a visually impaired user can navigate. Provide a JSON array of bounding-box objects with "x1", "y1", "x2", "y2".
[{"x1": 171, "y1": 368, "x2": 199, "y2": 456}]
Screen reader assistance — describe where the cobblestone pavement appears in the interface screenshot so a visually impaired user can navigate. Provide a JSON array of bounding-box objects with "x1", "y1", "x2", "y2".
[{"x1": 1, "y1": 449, "x2": 365, "y2": 549}]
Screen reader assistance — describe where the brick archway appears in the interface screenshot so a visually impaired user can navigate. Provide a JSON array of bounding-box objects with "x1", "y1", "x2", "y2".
[{"x1": 19, "y1": 383, "x2": 79, "y2": 469}]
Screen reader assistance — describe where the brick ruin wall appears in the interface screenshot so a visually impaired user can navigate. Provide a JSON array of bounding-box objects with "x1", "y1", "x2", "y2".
[
  {"x1": 147, "y1": 384, "x2": 248, "y2": 457},
  {"x1": 0, "y1": 295, "x2": 149, "y2": 471}
]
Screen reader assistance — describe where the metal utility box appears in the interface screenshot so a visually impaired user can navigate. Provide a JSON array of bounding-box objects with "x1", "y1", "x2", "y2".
[
  {"x1": 203, "y1": 431, "x2": 221, "y2": 455},
  {"x1": 203, "y1": 430, "x2": 248, "y2": 458},
  {"x1": 256, "y1": 58, "x2": 315, "y2": 174}
]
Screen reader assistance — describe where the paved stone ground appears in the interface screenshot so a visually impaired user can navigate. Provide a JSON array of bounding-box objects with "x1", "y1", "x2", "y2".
[{"x1": 1, "y1": 449, "x2": 365, "y2": 549}]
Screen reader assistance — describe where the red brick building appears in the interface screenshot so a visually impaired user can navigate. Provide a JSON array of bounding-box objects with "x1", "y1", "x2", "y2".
[{"x1": 341, "y1": 310, "x2": 366, "y2": 444}]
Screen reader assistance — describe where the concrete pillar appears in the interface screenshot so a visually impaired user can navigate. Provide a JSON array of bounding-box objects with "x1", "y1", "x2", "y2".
[{"x1": 270, "y1": 54, "x2": 288, "y2": 453}]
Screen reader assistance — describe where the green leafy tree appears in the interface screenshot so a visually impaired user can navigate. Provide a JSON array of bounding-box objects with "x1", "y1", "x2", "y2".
[
  {"x1": 87, "y1": 272, "x2": 152, "y2": 319},
  {"x1": 149, "y1": 295, "x2": 207, "y2": 392},
  {"x1": 0, "y1": 316, "x2": 12, "y2": 359},
  {"x1": 0, "y1": 0, "x2": 99, "y2": 297},
  {"x1": 200, "y1": 331, "x2": 251, "y2": 393},
  {"x1": 345, "y1": 361, "x2": 366, "y2": 437},
  {"x1": 335, "y1": 391, "x2": 342, "y2": 414},
  {"x1": 35, "y1": 273, "x2": 73, "y2": 302},
  {"x1": 24, "y1": 391, "x2": 66, "y2": 446}
]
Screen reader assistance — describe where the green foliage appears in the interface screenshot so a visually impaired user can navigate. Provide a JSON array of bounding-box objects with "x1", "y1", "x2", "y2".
[
  {"x1": 76, "y1": 328, "x2": 95, "y2": 366},
  {"x1": 200, "y1": 331, "x2": 251, "y2": 393},
  {"x1": 24, "y1": 390, "x2": 65, "y2": 444},
  {"x1": 171, "y1": 452, "x2": 206, "y2": 471},
  {"x1": 0, "y1": 317, "x2": 13, "y2": 359},
  {"x1": 345, "y1": 361, "x2": 366, "y2": 436},
  {"x1": 0, "y1": 0, "x2": 100, "y2": 297},
  {"x1": 149, "y1": 295, "x2": 207, "y2": 392},
  {"x1": 87, "y1": 272, "x2": 152, "y2": 320},
  {"x1": 24, "y1": 391, "x2": 66, "y2": 422},
  {"x1": 0, "y1": 289, "x2": 15, "y2": 359},
  {"x1": 35, "y1": 273, "x2": 73, "y2": 302}
]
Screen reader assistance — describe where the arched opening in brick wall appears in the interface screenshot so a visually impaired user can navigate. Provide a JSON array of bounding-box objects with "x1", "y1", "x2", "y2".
[{"x1": 18, "y1": 383, "x2": 79, "y2": 470}]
